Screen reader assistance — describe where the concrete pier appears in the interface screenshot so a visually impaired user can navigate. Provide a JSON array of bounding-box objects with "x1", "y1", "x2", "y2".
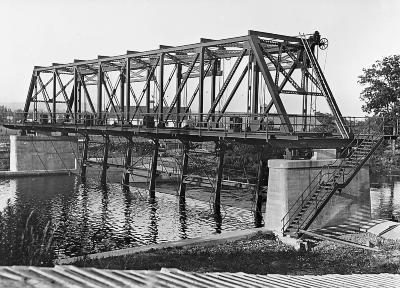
[
  {"x1": 9, "y1": 135, "x2": 78, "y2": 174},
  {"x1": 265, "y1": 158, "x2": 370, "y2": 232}
]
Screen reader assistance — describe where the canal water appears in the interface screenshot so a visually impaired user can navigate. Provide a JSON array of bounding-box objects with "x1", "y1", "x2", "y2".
[
  {"x1": 370, "y1": 175, "x2": 400, "y2": 220},
  {"x1": 0, "y1": 172, "x2": 399, "y2": 264},
  {"x1": 0, "y1": 173, "x2": 255, "y2": 263}
]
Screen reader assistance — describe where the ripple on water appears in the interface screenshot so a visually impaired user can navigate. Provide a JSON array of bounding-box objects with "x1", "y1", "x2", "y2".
[
  {"x1": 0, "y1": 175, "x2": 255, "y2": 260},
  {"x1": 5, "y1": 173, "x2": 398, "y2": 261}
]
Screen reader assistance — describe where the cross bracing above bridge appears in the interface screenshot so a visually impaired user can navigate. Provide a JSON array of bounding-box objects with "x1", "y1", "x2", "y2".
[{"x1": 17, "y1": 30, "x2": 350, "y2": 141}]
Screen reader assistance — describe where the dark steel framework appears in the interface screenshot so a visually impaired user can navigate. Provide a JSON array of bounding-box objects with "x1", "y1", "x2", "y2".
[
  {"x1": 21, "y1": 30, "x2": 350, "y2": 139},
  {"x1": 5, "y1": 30, "x2": 379, "y2": 229}
]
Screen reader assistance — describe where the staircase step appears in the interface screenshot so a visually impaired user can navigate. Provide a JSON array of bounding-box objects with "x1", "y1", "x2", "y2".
[
  {"x1": 283, "y1": 135, "x2": 384, "y2": 235},
  {"x1": 319, "y1": 182, "x2": 335, "y2": 187},
  {"x1": 355, "y1": 149, "x2": 372, "y2": 152},
  {"x1": 347, "y1": 161, "x2": 362, "y2": 165}
]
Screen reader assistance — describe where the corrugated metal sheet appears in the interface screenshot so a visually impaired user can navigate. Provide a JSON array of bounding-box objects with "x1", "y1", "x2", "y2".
[{"x1": 0, "y1": 266, "x2": 399, "y2": 288}]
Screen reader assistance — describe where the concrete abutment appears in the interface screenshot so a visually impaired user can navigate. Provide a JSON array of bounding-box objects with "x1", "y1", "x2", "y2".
[
  {"x1": 265, "y1": 156, "x2": 370, "y2": 233},
  {"x1": 9, "y1": 135, "x2": 78, "y2": 175}
]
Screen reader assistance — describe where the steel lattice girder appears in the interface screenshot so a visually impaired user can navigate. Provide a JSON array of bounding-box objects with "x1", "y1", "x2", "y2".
[{"x1": 23, "y1": 30, "x2": 349, "y2": 139}]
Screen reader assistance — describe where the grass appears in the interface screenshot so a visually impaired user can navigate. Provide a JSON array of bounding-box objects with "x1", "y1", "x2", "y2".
[
  {"x1": 72, "y1": 232, "x2": 400, "y2": 274},
  {"x1": 0, "y1": 201, "x2": 56, "y2": 266}
]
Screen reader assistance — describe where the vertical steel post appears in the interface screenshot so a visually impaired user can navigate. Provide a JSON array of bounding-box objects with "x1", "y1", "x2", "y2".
[
  {"x1": 81, "y1": 135, "x2": 89, "y2": 183},
  {"x1": 149, "y1": 139, "x2": 159, "y2": 198},
  {"x1": 78, "y1": 80, "x2": 82, "y2": 116},
  {"x1": 120, "y1": 71, "x2": 125, "y2": 124},
  {"x1": 101, "y1": 135, "x2": 109, "y2": 185},
  {"x1": 198, "y1": 47, "x2": 205, "y2": 124},
  {"x1": 159, "y1": 53, "x2": 164, "y2": 124},
  {"x1": 74, "y1": 68, "x2": 78, "y2": 123},
  {"x1": 247, "y1": 54, "x2": 253, "y2": 115},
  {"x1": 211, "y1": 59, "x2": 217, "y2": 124},
  {"x1": 179, "y1": 141, "x2": 189, "y2": 202},
  {"x1": 52, "y1": 70, "x2": 57, "y2": 123},
  {"x1": 176, "y1": 63, "x2": 182, "y2": 128},
  {"x1": 34, "y1": 73, "x2": 38, "y2": 122},
  {"x1": 301, "y1": 50, "x2": 308, "y2": 131},
  {"x1": 122, "y1": 138, "x2": 132, "y2": 187},
  {"x1": 126, "y1": 58, "x2": 131, "y2": 122},
  {"x1": 214, "y1": 142, "x2": 225, "y2": 215},
  {"x1": 97, "y1": 64, "x2": 103, "y2": 124},
  {"x1": 146, "y1": 68, "x2": 151, "y2": 114},
  {"x1": 252, "y1": 61, "x2": 259, "y2": 116}
]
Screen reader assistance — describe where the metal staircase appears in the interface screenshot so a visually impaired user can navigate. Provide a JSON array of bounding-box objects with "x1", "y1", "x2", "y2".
[{"x1": 281, "y1": 123, "x2": 385, "y2": 236}]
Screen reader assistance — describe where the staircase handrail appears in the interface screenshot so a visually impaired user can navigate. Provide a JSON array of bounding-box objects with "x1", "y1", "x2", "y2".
[
  {"x1": 339, "y1": 127, "x2": 384, "y2": 182},
  {"x1": 281, "y1": 118, "x2": 384, "y2": 233},
  {"x1": 295, "y1": 130, "x2": 384, "y2": 232}
]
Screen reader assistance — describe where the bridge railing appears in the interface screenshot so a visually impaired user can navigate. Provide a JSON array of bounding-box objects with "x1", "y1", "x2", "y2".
[{"x1": 1, "y1": 112, "x2": 399, "y2": 137}]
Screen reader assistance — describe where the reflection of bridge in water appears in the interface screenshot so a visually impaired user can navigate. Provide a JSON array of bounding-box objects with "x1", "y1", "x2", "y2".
[{"x1": 3, "y1": 30, "x2": 397, "y2": 238}]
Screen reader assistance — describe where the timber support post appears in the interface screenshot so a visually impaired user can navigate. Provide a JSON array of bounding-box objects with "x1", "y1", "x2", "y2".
[
  {"x1": 122, "y1": 137, "x2": 133, "y2": 188},
  {"x1": 100, "y1": 134, "x2": 110, "y2": 185},
  {"x1": 255, "y1": 146, "x2": 270, "y2": 227},
  {"x1": 179, "y1": 141, "x2": 190, "y2": 203},
  {"x1": 149, "y1": 139, "x2": 159, "y2": 198},
  {"x1": 214, "y1": 141, "x2": 226, "y2": 215},
  {"x1": 80, "y1": 134, "x2": 89, "y2": 183}
]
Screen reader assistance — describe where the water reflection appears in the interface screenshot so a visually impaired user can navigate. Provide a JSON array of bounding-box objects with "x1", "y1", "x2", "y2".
[
  {"x1": 371, "y1": 175, "x2": 400, "y2": 220},
  {"x1": 214, "y1": 212, "x2": 222, "y2": 234},
  {"x1": 2, "y1": 172, "x2": 400, "y2": 264},
  {"x1": 179, "y1": 202, "x2": 188, "y2": 239},
  {"x1": 0, "y1": 174, "x2": 255, "y2": 262},
  {"x1": 148, "y1": 198, "x2": 159, "y2": 244}
]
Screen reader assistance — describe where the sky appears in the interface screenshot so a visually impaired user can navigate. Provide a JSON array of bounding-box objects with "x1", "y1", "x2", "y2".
[{"x1": 0, "y1": 0, "x2": 399, "y2": 116}]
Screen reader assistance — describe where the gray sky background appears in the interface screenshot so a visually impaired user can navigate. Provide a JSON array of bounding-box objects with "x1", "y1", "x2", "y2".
[{"x1": 0, "y1": 0, "x2": 399, "y2": 116}]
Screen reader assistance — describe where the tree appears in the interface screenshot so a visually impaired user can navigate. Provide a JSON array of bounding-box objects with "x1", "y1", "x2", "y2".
[
  {"x1": 359, "y1": 55, "x2": 400, "y2": 117},
  {"x1": 312, "y1": 111, "x2": 337, "y2": 134}
]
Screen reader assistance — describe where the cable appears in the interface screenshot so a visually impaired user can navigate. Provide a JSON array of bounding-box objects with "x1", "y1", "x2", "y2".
[
  {"x1": 29, "y1": 136, "x2": 49, "y2": 172},
  {"x1": 48, "y1": 136, "x2": 79, "y2": 176},
  {"x1": 323, "y1": 47, "x2": 329, "y2": 73}
]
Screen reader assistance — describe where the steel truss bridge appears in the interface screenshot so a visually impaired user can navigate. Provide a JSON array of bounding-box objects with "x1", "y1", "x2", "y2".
[{"x1": 3, "y1": 30, "x2": 392, "y2": 236}]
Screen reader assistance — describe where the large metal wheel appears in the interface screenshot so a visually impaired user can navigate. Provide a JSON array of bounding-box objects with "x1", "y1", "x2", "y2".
[{"x1": 319, "y1": 38, "x2": 328, "y2": 50}]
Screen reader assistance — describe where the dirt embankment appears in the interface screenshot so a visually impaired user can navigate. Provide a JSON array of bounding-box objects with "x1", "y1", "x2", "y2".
[{"x1": 72, "y1": 232, "x2": 400, "y2": 274}]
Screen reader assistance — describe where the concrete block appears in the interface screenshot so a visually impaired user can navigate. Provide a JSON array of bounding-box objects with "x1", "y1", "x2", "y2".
[
  {"x1": 312, "y1": 149, "x2": 337, "y2": 160},
  {"x1": 265, "y1": 158, "x2": 370, "y2": 232},
  {"x1": 9, "y1": 135, "x2": 78, "y2": 172}
]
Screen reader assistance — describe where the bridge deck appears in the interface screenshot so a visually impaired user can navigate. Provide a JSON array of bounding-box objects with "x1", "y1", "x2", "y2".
[{"x1": 5, "y1": 122, "x2": 353, "y2": 148}]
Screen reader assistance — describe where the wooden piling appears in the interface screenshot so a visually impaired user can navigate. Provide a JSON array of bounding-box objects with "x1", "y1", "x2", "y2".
[
  {"x1": 122, "y1": 138, "x2": 132, "y2": 187},
  {"x1": 255, "y1": 146, "x2": 270, "y2": 227},
  {"x1": 214, "y1": 142, "x2": 225, "y2": 215},
  {"x1": 179, "y1": 141, "x2": 189, "y2": 203},
  {"x1": 80, "y1": 134, "x2": 89, "y2": 183},
  {"x1": 149, "y1": 139, "x2": 159, "y2": 198},
  {"x1": 100, "y1": 135, "x2": 109, "y2": 185},
  {"x1": 255, "y1": 158, "x2": 268, "y2": 227}
]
